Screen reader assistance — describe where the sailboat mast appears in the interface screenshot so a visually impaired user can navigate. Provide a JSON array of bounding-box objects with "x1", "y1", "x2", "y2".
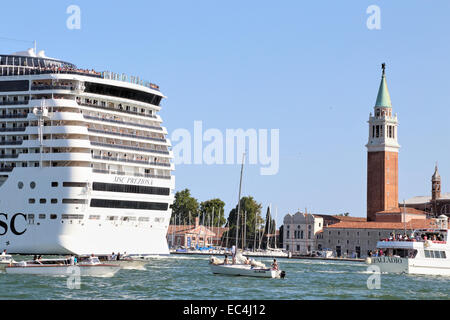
[
  {"x1": 254, "y1": 211, "x2": 257, "y2": 251},
  {"x1": 211, "y1": 207, "x2": 214, "y2": 247},
  {"x1": 235, "y1": 152, "x2": 245, "y2": 249},
  {"x1": 275, "y1": 207, "x2": 278, "y2": 249},
  {"x1": 243, "y1": 210, "x2": 246, "y2": 250},
  {"x1": 267, "y1": 204, "x2": 271, "y2": 249}
]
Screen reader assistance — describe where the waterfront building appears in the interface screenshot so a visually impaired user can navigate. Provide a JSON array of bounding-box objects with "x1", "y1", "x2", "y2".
[
  {"x1": 319, "y1": 219, "x2": 436, "y2": 258},
  {"x1": 282, "y1": 212, "x2": 365, "y2": 255},
  {"x1": 167, "y1": 217, "x2": 229, "y2": 248}
]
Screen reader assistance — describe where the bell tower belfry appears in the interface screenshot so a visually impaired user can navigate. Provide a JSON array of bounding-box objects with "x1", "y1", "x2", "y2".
[
  {"x1": 366, "y1": 64, "x2": 400, "y2": 221},
  {"x1": 432, "y1": 163, "x2": 441, "y2": 201}
]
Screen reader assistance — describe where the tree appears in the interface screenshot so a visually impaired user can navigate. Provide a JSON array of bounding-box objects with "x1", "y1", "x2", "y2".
[
  {"x1": 336, "y1": 212, "x2": 350, "y2": 217},
  {"x1": 171, "y1": 189, "x2": 199, "y2": 224},
  {"x1": 225, "y1": 196, "x2": 263, "y2": 249},
  {"x1": 263, "y1": 206, "x2": 276, "y2": 249},
  {"x1": 200, "y1": 198, "x2": 226, "y2": 226}
]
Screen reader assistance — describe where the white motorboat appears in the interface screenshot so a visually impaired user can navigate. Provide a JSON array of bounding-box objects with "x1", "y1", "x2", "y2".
[
  {"x1": 210, "y1": 263, "x2": 284, "y2": 278},
  {"x1": 5, "y1": 256, "x2": 120, "y2": 277},
  {"x1": 209, "y1": 255, "x2": 286, "y2": 279},
  {"x1": 0, "y1": 254, "x2": 16, "y2": 270},
  {"x1": 97, "y1": 255, "x2": 148, "y2": 270},
  {"x1": 366, "y1": 215, "x2": 450, "y2": 276}
]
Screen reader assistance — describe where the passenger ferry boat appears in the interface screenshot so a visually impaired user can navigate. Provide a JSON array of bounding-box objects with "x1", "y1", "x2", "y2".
[
  {"x1": 0, "y1": 48, "x2": 174, "y2": 256},
  {"x1": 366, "y1": 215, "x2": 450, "y2": 276}
]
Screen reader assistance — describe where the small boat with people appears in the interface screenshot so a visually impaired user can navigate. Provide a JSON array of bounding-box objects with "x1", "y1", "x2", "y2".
[
  {"x1": 366, "y1": 215, "x2": 450, "y2": 276},
  {"x1": 209, "y1": 252, "x2": 286, "y2": 279},
  {"x1": 5, "y1": 255, "x2": 121, "y2": 277},
  {"x1": 0, "y1": 251, "x2": 16, "y2": 270}
]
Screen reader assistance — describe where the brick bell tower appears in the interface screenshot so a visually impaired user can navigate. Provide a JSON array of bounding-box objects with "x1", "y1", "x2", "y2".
[{"x1": 366, "y1": 64, "x2": 400, "y2": 221}]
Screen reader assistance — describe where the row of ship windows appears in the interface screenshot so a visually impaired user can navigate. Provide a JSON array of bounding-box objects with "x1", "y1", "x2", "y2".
[
  {"x1": 90, "y1": 199, "x2": 169, "y2": 211},
  {"x1": 19, "y1": 181, "x2": 87, "y2": 190},
  {"x1": 424, "y1": 250, "x2": 447, "y2": 259},
  {"x1": 19, "y1": 181, "x2": 170, "y2": 196},
  {"x1": 28, "y1": 198, "x2": 169, "y2": 211},
  {"x1": 26, "y1": 214, "x2": 165, "y2": 223},
  {"x1": 28, "y1": 199, "x2": 86, "y2": 204},
  {"x1": 0, "y1": 80, "x2": 162, "y2": 107}
]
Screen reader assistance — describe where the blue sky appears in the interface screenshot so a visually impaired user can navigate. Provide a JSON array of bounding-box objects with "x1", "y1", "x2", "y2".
[{"x1": 1, "y1": 1, "x2": 450, "y2": 227}]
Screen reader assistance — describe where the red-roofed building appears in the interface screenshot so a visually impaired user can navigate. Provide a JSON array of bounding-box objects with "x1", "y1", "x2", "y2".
[
  {"x1": 319, "y1": 218, "x2": 438, "y2": 258},
  {"x1": 167, "y1": 217, "x2": 229, "y2": 248}
]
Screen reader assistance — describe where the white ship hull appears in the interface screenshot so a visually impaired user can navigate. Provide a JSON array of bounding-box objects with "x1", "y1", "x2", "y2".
[
  {"x1": 0, "y1": 159, "x2": 172, "y2": 256},
  {"x1": 370, "y1": 256, "x2": 450, "y2": 276}
]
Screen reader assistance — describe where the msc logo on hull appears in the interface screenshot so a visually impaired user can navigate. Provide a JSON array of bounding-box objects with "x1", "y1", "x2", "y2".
[{"x1": 0, "y1": 213, "x2": 27, "y2": 236}]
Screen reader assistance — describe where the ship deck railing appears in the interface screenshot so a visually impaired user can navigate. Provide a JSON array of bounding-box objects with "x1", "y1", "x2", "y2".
[
  {"x1": 90, "y1": 142, "x2": 169, "y2": 155},
  {"x1": 87, "y1": 128, "x2": 166, "y2": 143},
  {"x1": 31, "y1": 85, "x2": 76, "y2": 91},
  {"x1": 92, "y1": 155, "x2": 171, "y2": 167},
  {"x1": 379, "y1": 238, "x2": 447, "y2": 244},
  {"x1": 0, "y1": 101, "x2": 29, "y2": 106},
  {"x1": 0, "y1": 141, "x2": 23, "y2": 146},
  {"x1": 78, "y1": 102, "x2": 157, "y2": 119},
  {"x1": 0, "y1": 127, "x2": 26, "y2": 132},
  {"x1": 0, "y1": 114, "x2": 28, "y2": 119},
  {"x1": 83, "y1": 115, "x2": 162, "y2": 131},
  {"x1": 0, "y1": 154, "x2": 19, "y2": 159},
  {"x1": 0, "y1": 67, "x2": 102, "y2": 78}
]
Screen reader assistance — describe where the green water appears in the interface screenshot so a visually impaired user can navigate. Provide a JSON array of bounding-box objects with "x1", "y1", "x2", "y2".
[{"x1": 0, "y1": 255, "x2": 449, "y2": 299}]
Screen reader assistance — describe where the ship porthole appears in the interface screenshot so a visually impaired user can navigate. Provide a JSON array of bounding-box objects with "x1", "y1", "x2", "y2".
[
  {"x1": 18, "y1": 182, "x2": 24, "y2": 189},
  {"x1": 30, "y1": 181, "x2": 36, "y2": 189}
]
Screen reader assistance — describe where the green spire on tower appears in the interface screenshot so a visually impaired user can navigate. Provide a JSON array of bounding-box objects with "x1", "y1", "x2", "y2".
[{"x1": 375, "y1": 63, "x2": 392, "y2": 108}]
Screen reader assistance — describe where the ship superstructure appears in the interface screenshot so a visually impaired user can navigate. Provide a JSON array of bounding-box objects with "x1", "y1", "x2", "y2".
[{"x1": 0, "y1": 48, "x2": 174, "y2": 255}]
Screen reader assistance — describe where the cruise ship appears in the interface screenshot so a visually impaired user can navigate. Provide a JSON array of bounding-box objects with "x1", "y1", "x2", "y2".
[{"x1": 0, "y1": 48, "x2": 174, "y2": 256}]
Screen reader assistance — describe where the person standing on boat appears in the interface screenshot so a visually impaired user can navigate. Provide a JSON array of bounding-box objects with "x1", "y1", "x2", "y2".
[
  {"x1": 271, "y1": 259, "x2": 279, "y2": 271},
  {"x1": 231, "y1": 245, "x2": 236, "y2": 264},
  {"x1": 1, "y1": 249, "x2": 6, "y2": 256},
  {"x1": 70, "y1": 255, "x2": 75, "y2": 265},
  {"x1": 223, "y1": 255, "x2": 229, "y2": 265},
  {"x1": 111, "y1": 252, "x2": 116, "y2": 260}
]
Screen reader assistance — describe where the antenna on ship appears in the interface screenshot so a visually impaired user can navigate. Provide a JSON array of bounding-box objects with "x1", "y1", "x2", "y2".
[{"x1": 33, "y1": 98, "x2": 49, "y2": 167}]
